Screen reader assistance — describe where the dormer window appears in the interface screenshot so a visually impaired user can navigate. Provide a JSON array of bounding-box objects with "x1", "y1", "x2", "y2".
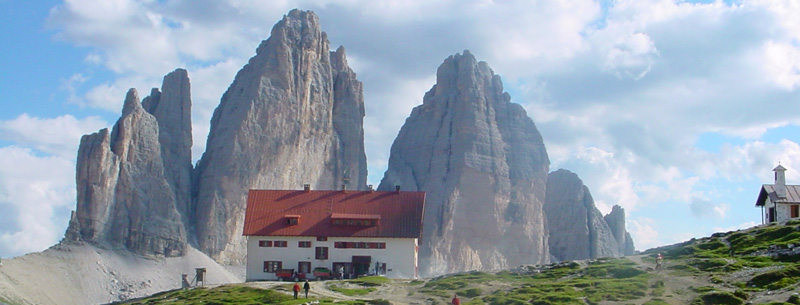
[
  {"x1": 330, "y1": 213, "x2": 380, "y2": 227},
  {"x1": 285, "y1": 215, "x2": 300, "y2": 225}
]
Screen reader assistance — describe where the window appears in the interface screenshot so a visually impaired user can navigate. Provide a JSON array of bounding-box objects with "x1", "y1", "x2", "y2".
[
  {"x1": 285, "y1": 215, "x2": 300, "y2": 225},
  {"x1": 298, "y1": 261, "x2": 311, "y2": 274},
  {"x1": 317, "y1": 236, "x2": 328, "y2": 241},
  {"x1": 259, "y1": 240, "x2": 272, "y2": 247},
  {"x1": 263, "y1": 261, "x2": 282, "y2": 272},
  {"x1": 334, "y1": 241, "x2": 386, "y2": 249},
  {"x1": 330, "y1": 214, "x2": 380, "y2": 227},
  {"x1": 792, "y1": 205, "x2": 799, "y2": 218},
  {"x1": 274, "y1": 241, "x2": 287, "y2": 247},
  {"x1": 315, "y1": 247, "x2": 329, "y2": 260},
  {"x1": 298, "y1": 241, "x2": 312, "y2": 248}
]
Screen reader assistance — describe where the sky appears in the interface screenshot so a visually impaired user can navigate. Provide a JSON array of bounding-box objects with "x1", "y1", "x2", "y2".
[{"x1": 1, "y1": 0, "x2": 799, "y2": 259}]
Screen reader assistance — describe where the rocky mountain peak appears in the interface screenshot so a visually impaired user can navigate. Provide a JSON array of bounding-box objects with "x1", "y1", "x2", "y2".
[
  {"x1": 379, "y1": 50, "x2": 550, "y2": 275},
  {"x1": 121, "y1": 88, "x2": 141, "y2": 117},
  {"x1": 605, "y1": 204, "x2": 636, "y2": 255},
  {"x1": 193, "y1": 9, "x2": 367, "y2": 263},
  {"x1": 66, "y1": 70, "x2": 193, "y2": 258},
  {"x1": 544, "y1": 169, "x2": 623, "y2": 261}
]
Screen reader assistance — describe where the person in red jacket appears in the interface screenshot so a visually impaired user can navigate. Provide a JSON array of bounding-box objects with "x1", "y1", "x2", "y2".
[
  {"x1": 293, "y1": 282, "x2": 301, "y2": 299},
  {"x1": 452, "y1": 294, "x2": 461, "y2": 305}
]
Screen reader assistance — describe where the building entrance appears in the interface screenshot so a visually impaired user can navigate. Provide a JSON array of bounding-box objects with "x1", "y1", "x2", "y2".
[{"x1": 352, "y1": 255, "x2": 371, "y2": 277}]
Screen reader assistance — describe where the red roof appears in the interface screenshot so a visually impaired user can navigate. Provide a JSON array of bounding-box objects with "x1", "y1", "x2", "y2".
[{"x1": 243, "y1": 189, "x2": 426, "y2": 239}]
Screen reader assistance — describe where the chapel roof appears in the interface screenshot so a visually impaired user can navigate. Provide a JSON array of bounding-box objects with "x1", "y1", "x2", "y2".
[{"x1": 755, "y1": 184, "x2": 800, "y2": 206}]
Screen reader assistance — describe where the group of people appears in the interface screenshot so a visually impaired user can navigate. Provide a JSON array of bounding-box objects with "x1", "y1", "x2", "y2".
[{"x1": 292, "y1": 280, "x2": 311, "y2": 299}]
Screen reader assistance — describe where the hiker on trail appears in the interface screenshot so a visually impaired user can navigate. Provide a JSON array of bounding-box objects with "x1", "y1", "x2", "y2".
[
  {"x1": 656, "y1": 253, "x2": 663, "y2": 270},
  {"x1": 303, "y1": 279, "x2": 310, "y2": 298},
  {"x1": 293, "y1": 282, "x2": 300, "y2": 299},
  {"x1": 452, "y1": 294, "x2": 461, "y2": 305}
]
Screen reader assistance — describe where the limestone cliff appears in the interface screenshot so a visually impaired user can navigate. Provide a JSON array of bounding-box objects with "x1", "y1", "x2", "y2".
[
  {"x1": 67, "y1": 69, "x2": 192, "y2": 256},
  {"x1": 141, "y1": 69, "x2": 193, "y2": 229},
  {"x1": 192, "y1": 9, "x2": 367, "y2": 263},
  {"x1": 605, "y1": 205, "x2": 636, "y2": 256},
  {"x1": 544, "y1": 169, "x2": 622, "y2": 261},
  {"x1": 378, "y1": 51, "x2": 551, "y2": 275}
]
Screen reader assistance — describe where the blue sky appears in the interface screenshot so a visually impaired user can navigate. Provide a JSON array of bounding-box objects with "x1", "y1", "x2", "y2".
[{"x1": 1, "y1": 0, "x2": 799, "y2": 259}]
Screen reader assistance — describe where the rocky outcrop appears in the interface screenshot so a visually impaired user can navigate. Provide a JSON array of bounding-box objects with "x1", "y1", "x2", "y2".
[
  {"x1": 605, "y1": 205, "x2": 636, "y2": 255},
  {"x1": 141, "y1": 69, "x2": 193, "y2": 229},
  {"x1": 192, "y1": 9, "x2": 368, "y2": 263},
  {"x1": 544, "y1": 169, "x2": 622, "y2": 261},
  {"x1": 67, "y1": 70, "x2": 192, "y2": 257},
  {"x1": 378, "y1": 51, "x2": 551, "y2": 276}
]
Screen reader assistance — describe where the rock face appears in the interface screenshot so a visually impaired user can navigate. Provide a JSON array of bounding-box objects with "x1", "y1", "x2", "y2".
[
  {"x1": 544, "y1": 169, "x2": 623, "y2": 261},
  {"x1": 192, "y1": 9, "x2": 367, "y2": 263},
  {"x1": 378, "y1": 51, "x2": 551, "y2": 276},
  {"x1": 605, "y1": 205, "x2": 636, "y2": 256},
  {"x1": 67, "y1": 69, "x2": 192, "y2": 256}
]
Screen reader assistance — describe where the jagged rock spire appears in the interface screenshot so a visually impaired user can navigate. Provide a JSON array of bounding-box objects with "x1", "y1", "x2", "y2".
[
  {"x1": 379, "y1": 51, "x2": 551, "y2": 275},
  {"x1": 192, "y1": 9, "x2": 367, "y2": 263},
  {"x1": 67, "y1": 69, "x2": 193, "y2": 257},
  {"x1": 544, "y1": 169, "x2": 623, "y2": 261}
]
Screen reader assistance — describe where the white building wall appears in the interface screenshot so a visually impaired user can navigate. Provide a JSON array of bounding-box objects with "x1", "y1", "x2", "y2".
[
  {"x1": 246, "y1": 236, "x2": 418, "y2": 281},
  {"x1": 777, "y1": 202, "x2": 790, "y2": 222},
  {"x1": 764, "y1": 197, "x2": 799, "y2": 223}
]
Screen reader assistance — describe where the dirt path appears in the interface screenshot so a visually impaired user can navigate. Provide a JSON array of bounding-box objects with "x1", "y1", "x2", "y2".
[{"x1": 609, "y1": 255, "x2": 703, "y2": 305}]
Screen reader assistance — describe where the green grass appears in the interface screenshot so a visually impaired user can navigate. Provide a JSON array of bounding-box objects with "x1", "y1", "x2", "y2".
[
  {"x1": 650, "y1": 280, "x2": 665, "y2": 296},
  {"x1": 690, "y1": 291, "x2": 745, "y2": 305},
  {"x1": 346, "y1": 276, "x2": 391, "y2": 287},
  {"x1": 748, "y1": 265, "x2": 800, "y2": 290},
  {"x1": 458, "y1": 287, "x2": 482, "y2": 298},
  {"x1": 642, "y1": 299, "x2": 670, "y2": 305},
  {"x1": 326, "y1": 284, "x2": 377, "y2": 296},
  {"x1": 118, "y1": 285, "x2": 300, "y2": 304}
]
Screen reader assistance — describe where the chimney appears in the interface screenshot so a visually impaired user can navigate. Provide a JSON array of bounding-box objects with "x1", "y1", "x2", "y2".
[
  {"x1": 774, "y1": 165, "x2": 787, "y2": 198},
  {"x1": 368, "y1": 184, "x2": 374, "y2": 192},
  {"x1": 395, "y1": 185, "x2": 401, "y2": 193},
  {"x1": 303, "y1": 184, "x2": 310, "y2": 192}
]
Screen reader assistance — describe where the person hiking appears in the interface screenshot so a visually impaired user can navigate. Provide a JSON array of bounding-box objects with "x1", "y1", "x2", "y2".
[
  {"x1": 655, "y1": 253, "x2": 663, "y2": 270},
  {"x1": 293, "y1": 282, "x2": 300, "y2": 299},
  {"x1": 452, "y1": 294, "x2": 461, "y2": 305},
  {"x1": 303, "y1": 279, "x2": 310, "y2": 298}
]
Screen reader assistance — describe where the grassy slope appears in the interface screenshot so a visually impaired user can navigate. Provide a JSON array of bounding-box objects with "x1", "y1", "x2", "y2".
[{"x1": 118, "y1": 221, "x2": 800, "y2": 305}]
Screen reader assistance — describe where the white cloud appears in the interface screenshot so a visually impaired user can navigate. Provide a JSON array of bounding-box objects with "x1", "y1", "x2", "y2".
[
  {"x1": 603, "y1": 32, "x2": 660, "y2": 80},
  {"x1": 689, "y1": 197, "x2": 728, "y2": 219},
  {"x1": 61, "y1": 73, "x2": 89, "y2": 105},
  {"x1": 0, "y1": 114, "x2": 108, "y2": 159},
  {"x1": 761, "y1": 41, "x2": 800, "y2": 90},
  {"x1": 0, "y1": 146, "x2": 75, "y2": 258},
  {"x1": 628, "y1": 218, "x2": 659, "y2": 251}
]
